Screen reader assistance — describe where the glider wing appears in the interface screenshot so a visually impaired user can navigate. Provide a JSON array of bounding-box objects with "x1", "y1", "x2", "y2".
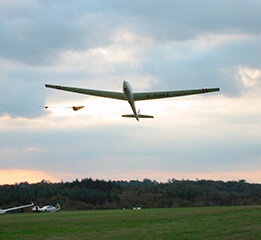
[
  {"x1": 45, "y1": 85, "x2": 126, "y2": 100},
  {"x1": 133, "y1": 88, "x2": 220, "y2": 101},
  {"x1": 4, "y1": 202, "x2": 34, "y2": 212}
]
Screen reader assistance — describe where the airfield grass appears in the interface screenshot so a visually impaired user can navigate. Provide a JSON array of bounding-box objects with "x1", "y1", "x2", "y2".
[{"x1": 0, "y1": 206, "x2": 260, "y2": 240}]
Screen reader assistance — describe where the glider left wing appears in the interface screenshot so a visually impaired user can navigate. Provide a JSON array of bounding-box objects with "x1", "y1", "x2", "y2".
[
  {"x1": 5, "y1": 202, "x2": 34, "y2": 212},
  {"x1": 1, "y1": 202, "x2": 34, "y2": 214},
  {"x1": 133, "y1": 88, "x2": 220, "y2": 101},
  {"x1": 45, "y1": 84, "x2": 126, "y2": 100}
]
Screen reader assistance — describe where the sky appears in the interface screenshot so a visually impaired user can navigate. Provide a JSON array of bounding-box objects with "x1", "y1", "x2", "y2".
[{"x1": 0, "y1": 0, "x2": 261, "y2": 184}]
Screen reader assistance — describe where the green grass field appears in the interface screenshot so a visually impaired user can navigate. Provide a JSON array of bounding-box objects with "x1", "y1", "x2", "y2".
[{"x1": 0, "y1": 206, "x2": 260, "y2": 240}]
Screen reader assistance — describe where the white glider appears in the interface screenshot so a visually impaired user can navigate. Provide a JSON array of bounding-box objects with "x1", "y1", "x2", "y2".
[
  {"x1": 45, "y1": 81, "x2": 220, "y2": 121},
  {"x1": 0, "y1": 202, "x2": 34, "y2": 215},
  {"x1": 32, "y1": 203, "x2": 61, "y2": 213}
]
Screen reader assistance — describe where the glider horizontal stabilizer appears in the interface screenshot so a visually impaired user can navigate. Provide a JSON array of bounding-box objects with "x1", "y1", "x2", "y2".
[{"x1": 122, "y1": 114, "x2": 154, "y2": 118}]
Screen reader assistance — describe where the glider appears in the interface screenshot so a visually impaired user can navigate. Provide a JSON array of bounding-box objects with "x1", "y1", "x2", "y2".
[
  {"x1": 0, "y1": 202, "x2": 34, "y2": 215},
  {"x1": 45, "y1": 81, "x2": 220, "y2": 121},
  {"x1": 32, "y1": 203, "x2": 61, "y2": 213}
]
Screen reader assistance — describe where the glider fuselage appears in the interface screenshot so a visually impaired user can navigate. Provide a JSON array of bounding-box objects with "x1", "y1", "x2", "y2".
[
  {"x1": 123, "y1": 81, "x2": 139, "y2": 121},
  {"x1": 0, "y1": 209, "x2": 6, "y2": 214}
]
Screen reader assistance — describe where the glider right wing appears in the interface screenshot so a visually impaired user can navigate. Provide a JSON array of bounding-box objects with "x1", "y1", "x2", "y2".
[
  {"x1": 133, "y1": 88, "x2": 220, "y2": 101},
  {"x1": 45, "y1": 85, "x2": 127, "y2": 100}
]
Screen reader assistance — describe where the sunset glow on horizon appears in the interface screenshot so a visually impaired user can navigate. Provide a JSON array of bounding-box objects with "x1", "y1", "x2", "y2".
[{"x1": 0, "y1": 170, "x2": 58, "y2": 185}]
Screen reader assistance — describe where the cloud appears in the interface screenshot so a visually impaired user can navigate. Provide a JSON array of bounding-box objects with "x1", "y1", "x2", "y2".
[
  {"x1": 0, "y1": 1, "x2": 260, "y2": 184},
  {"x1": 238, "y1": 67, "x2": 261, "y2": 89},
  {"x1": 0, "y1": 86, "x2": 260, "y2": 181},
  {"x1": 1, "y1": 1, "x2": 261, "y2": 117},
  {"x1": 23, "y1": 147, "x2": 34, "y2": 153},
  {"x1": 1, "y1": 0, "x2": 261, "y2": 65}
]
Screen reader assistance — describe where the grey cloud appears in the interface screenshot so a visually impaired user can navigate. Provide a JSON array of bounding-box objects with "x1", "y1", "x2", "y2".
[
  {"x1": 0, "y1": 1, "x2": 260, "y2": 184},
  {"x1": 1, "y1": 1, "x2": 261, "y2": 65},
  {"x1": 0, "y1": 66, "x2": 50, "y2": 118},
  {"x1": 119, "y1": 0, "x2": 261, "y2": 39},
  {"x1": 133, "y1": 36, "x2": 261, "y2": 96},
  {"x1": 0, "y1": 122, "x2": 260, "y2": 176},
  {"x1": 0, "y1": 1, "x2": 116, "y2": 65}
]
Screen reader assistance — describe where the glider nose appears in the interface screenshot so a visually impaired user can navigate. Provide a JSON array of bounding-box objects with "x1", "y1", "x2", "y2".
[
  {"x1": 123, "y1": 80, "x2": 130, "y2": 87},
  {"x1": 123, "y1": 80, "x2": 128, "y2": 93}
]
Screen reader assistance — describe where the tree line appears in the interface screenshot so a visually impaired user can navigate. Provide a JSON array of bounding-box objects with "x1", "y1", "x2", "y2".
[{"x1": 0, "y1": 178, "x2": 260, "y2": 211}]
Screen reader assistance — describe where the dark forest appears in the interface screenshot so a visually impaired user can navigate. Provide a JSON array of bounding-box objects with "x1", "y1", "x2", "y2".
[{"x1": 0, "y1": 178, "x2": 260, "y2": 210}]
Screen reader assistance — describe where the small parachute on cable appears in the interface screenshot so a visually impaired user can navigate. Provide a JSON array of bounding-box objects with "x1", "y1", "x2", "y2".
[
  {"x1": 45, "y1": 106, "x2": 85, "y2": 111},
  {"x1": 72, "y1": 106, "x2": 84, "y2": 111}
]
